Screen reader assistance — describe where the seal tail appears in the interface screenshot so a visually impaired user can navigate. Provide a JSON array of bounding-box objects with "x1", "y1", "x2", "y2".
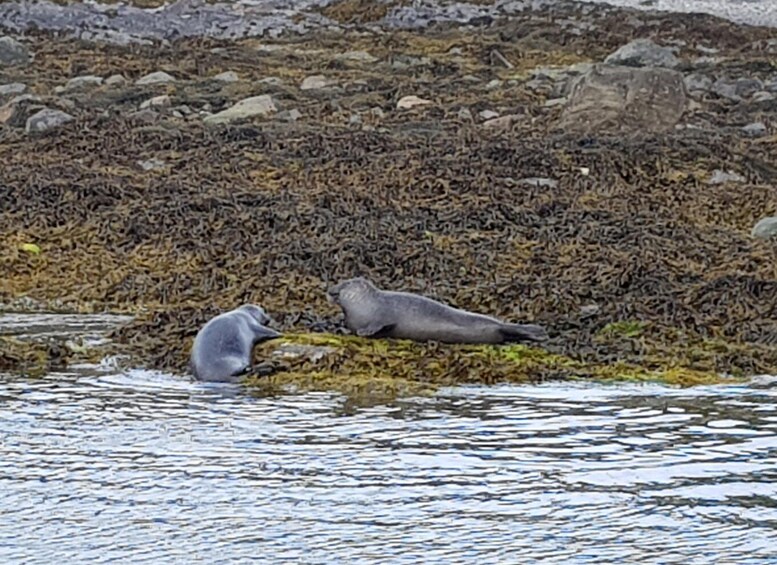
[{"x1": 499, "y1": 323, "x2": 548, "y2": 343}]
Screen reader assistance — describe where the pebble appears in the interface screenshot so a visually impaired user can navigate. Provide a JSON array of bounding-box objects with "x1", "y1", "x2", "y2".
[
  {"x1": 135, "y1": 71, "x2": 177, "y2": 86},
  {"x1": 212, "y1": 71, "x2": 239, "y2": 83},
  {"x1": 457, "y1": 107, "x2": 473, "y2": 120},
  {"x1": 579, "y1": 304, "x2": 601, "y2": 318},
  {"x1": 63, "y1": 75, "x2": 104, "y2": 91},
  {"x1": 752, "y1": 217, "x2": 777, "y2": 239},
  {"x1": 461, "y1": 75, "x2": 481, "y2": 83},
  {"x1": 0, "y1": 83, "x2": 26, "y2": 96},
  {"x1": 708, "y1": 169, "x2": 745, "y2": 184},
  {"x1": 271, "y1": 344, "x2": 336, "y2": 364},
  {"x1": 203, "y1": 94, "x2": 278, "y2": 125},
  {"x1": 604, "y1": 38, "x2": 680, "y2": 69},
  {"x1": 25, "y1": 108, "x2": 74, "y2": 133},
  {"x1": 300, "y1": 75, "x2": 338, "y2": 90},
  {"x1": 397, "y1": 95, "x2": 432, "y2": 110},
  {"x1": 485, "y1": 79, "x2": 502, "y2": 90},
  {"x1": 105, "y1": 74, "x2": 127, "y2": 87},
  {"x1": 140, "y1": 95, "x2": 171, "y2": 110},
  {"x1": 742, "y1": 122, "x2": 767, "y2": 137},
  {"x1": 479, "y1": 109, "x2": 500, "y2": 120},
  {"x1": 286, "y1": 108, "x2": 302, "y2": 121},
  {"x1": 0, "y1": 36, "x2": 30, "y2": 66}
]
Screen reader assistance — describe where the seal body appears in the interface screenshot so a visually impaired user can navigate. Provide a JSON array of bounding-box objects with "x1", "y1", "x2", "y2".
[
  {"x1": 190, "y1": 304, "x2": 281, "y2": 383},
  {"x1": 326, "y1": 277, "x2": 548, "y2": 344}
]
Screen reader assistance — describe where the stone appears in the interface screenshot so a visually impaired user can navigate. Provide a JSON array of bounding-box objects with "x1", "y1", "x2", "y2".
[
  {"x1": 604, "y1": 38, "x2": 680, "y2": 69},
  {"x1": 140, "y1": 95, "x2": 171, "y2": 110},
  {"x1": 25, "y1": 108, "x2": 74, "y2": 133},
  {"x1": 397, "y1": 95, "x2": 432, "y2": 110},
  {"x1": 711, "y1": 77, "x2": 763, "y2": 101},
  {"x1": 172, "y1": 105, "x2": 192, "y2": 115},
  {"x1": 742, "y1": 122, "x2": 767, "y2": 137},
  {"x1": 0, "y1": 94, "x2": 43, "y2": 127},
  {"x1": 137, "y1": 158, "x2": 166, "y2": 171},
  {"x1": 105, "y1": 74, "x2": 127, "y2": 87},
  {"x1": 258, "y1": 77, "x2": 283, "y2": 86},
  {"x1": 457, "y1": 107, "x2": 472, "y2": 120},
  {"x1": 300, "y1": 75, "x2": 338, "y2": 90},
  {"x1": 212, "y1": 71, "x2": 239, "y2": 83},
  {"x1": 753, "y1": 91, "x2": 776, "y2": 102},
  {"x1": 390, "y1": 54, "x2": 431, "y2": 69},
  {"x1": 0, "y1": 36, "x2": 30, "y2": 66},
  {"x1": 684, "y1": 73, "x2": 712, "y2": 93},
  {"x1": 127, "y1": 109, "x2": 160, "y2": 124},
  {"x1": 479, "y1": 109, "x2": 500, "y2": 120},
  {"x1": 544, "y1": 97, "x2": 566, "y2": 108},
  {"x1": 751, "y1": 217, "x2": 777, "y2": 240},
  {"x1": 335, "y1": 50, "x2": 378, "y2": 63},
  {"x1": 558, "y1": 64, "x2": 687, "y2": 134},
  {"x1": 202, "y1": 95, "x2": 278, "y2": 125},
  {"x1": 286, "y1": 108, "x2": 302, "y2": 121},
  {"x1": 482, "y1": 114, "x2": 519, "y2": 129},
  {"x1": 370, "y1": 107, "x2": 385, "y2": 119},
  {"x1": 135, "y1": 71, "x2": 176, "y2": 86},
  {"x1": 349, "y1": 113, "x2": 362, "y2": 125},
  {"x1": 64, "y1": 75, "x2": 103, "y2": 91},
  {"x1": 518, "y1": 177, "x2": 558, "y2": 188},
  {"x1": 708, "y1": 170, "x2": 745, "y2": 184},
  {"x1": 579, "y1": 304, "x2": 601, "y2": 318},
  {"x1": 485, "y1": 79, "x2": 503, "y2": 90},
  {"x1": 0, "y1": 83, "x2": 26, "y2": 97}
]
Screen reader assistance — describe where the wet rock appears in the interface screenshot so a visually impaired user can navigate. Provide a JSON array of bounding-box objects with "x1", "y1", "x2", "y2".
[
  {"x1": 397, "y1": 95, "x2": 432, "y2": 110},
  {"x1": 63, "y1": 75, "x2": 103, "y2": 92},
  {"x1": 711, "y1": 77, "x2": 763, "y2": 101},
  {"x1": 335, "y1": 50, "x2": 378, "y2": 64},
  {"x1": 518, "y1": 177, "x2": 558, "y2": 188},
  {"x1": 604, "y1": 38, "x2": 680, "y2": 69},
  {"x1": 0, "y1": 36, "x2": 30, "y2": 66},
  {"x1": 212, "y1": 71, "x2": 239, "y2": 83},
  {"x1": 136, "y1": 71, "x2": 176, "y2": 86},
  {"x1": 140, "y1": 95, "x2": 171, "y2": 110},
  {"x1": 684, "y1": 73, "x2": 712, "y2": 93},
  {"x1": 300, "y1": 75, "x2": 338, "y2": 90},
  {"x1": 0, "y1": 83, "x2": 26, "y2": 97},
  {"x1": 558, "y1": 64, "x2": 687, "y2": 134},
  {"x1": 751, "y1": 217, "x2": 777, "y2": 240},
  {"x1": 25, "y1": 108, "x2": 74, "y2": 133},
  {"x1": 203, "y1": 95, "x2": 278, "y2": 125},
  {"x1": 708, "y1": 170, "x2": 745, "y2": 184},
  {"x1": 742, "y1": 122, "x2": 767, "y2": 137},
  {"x1": 479, "y1": 109, "x2": 499, "y2": 120},
  {"x1": 105, "y1": 74, "x2": 127, "y2": 87}
]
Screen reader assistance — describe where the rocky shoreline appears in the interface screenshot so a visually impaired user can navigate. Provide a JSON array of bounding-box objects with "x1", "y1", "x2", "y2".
[{"x1": 1, "y1": 0, "x2": 776, "y2": 397}]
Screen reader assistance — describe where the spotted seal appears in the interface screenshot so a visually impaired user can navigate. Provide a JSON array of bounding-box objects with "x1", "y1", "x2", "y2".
[
  {"x1": 190, "y1": 304, "x2": 282, "y2": 382},
  {"x1": 326, "y1": 277, "x2": 548, "y2": 344}
]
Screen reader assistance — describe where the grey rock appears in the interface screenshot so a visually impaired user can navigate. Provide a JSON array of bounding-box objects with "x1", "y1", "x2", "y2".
[
  {"x1": 579, "y1": 304, "x2": 601, "y2": 318},
  {"x1": 558, "y1": 64, "x2": 687, "y2": 134},
  {"x1": 518, "y1": 177, "x2": 559, "y2": 188},
  {"x1": 479, "y1": 109, "x2": 500, "y2": 120},
  {"x1": 684, "y1": 73, "x2": 712, "y2": 93},
  {"x1": 64, "y1": 75, "x2": 103, "y2": 91},
  {"x1": 708, "y1": 169, "x2": 745, "y2": 184},
  {"x1": 335, "y1": 50, "x2": 378, "y2": 64},
  {"x1": 203, "y1": 94, "x2": 278, "y2": 125},
  {"x1": 25, "y1": 108, "x2": 74, "y2": 133},
  {"x1": 711, "y1": 77, "x2": 763, "y2": 101},
  {"x1": 604, "y1": 38, "x2": 680, "y2": 69},
  {"x1": 212, "y1": 71, "x2": 239, "y2": 83},
  {"x1": 105, "y1": 74, "x2": 127, "y2": 87},
  {"x1": 0, "y1": 36, "x2": 30, "y2": 66},
  {"x1": 128, "y1": 109, "x2": 160, "y2": 124},
  {"x1": 369, "y1": 107, "x2": 385, "y2": 119},
  {"x1": 258, "y1": 77, "x2": 284, "y2": 86},
  {"x1": 0, "y1": 93, "x2": 44, "y2": 127},
  {"x1": 461, "y1": 74, "x2": 481, "y2": 83},
  {"x1": 140, "y1": 95, "x2": 171, "y2": 110},
  {"x1": 544, "y1": 97, "x2": 566, "y2": 108},
  {"x1": 349, "y1": 113, "x2": 362, "y2": 125},
  {"x1": 742, "y1": 122, "x2": 767, "y2": 137},
  {"x1": 135, "y1": 71, "x2": 176, "y2": 86},
  {"x1": 485, "y1": 79, "x2": 503, "y2": 90},
  {"x1": 752, "y1": 91, "x2": 776, "y2": 102},
  {"x1": 137, "y1": 158, "x2": 166, "y2": 171},
  {"x1": 482, "y1": 115, "x2": 519, "y2": 129},
  {"x1": 457, "y1": 107, "x2": 472, "y2": 120},
  {"x1": 172, "y1": 105, "x2": 192, "y2": 115},
  {"x1": 300, "y1": 74, "x2": 338, "y2": 90},
  {"x1": 0, "y1": 83, "x2": 26, "y2": 96},
  {"x1": 286, "y1": 108, "x2": 302, "y2": 121},
  {"x1": 751, "y1": 216, "x2": 777, "y2": 240},
  {"x1": 390, "y1": 54, "x2": 431, "y2": 69}
]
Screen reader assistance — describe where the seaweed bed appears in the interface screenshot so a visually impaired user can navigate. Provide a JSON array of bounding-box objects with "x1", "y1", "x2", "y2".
[{"x1": 1, "y1": 0, "x2": 776, "y2": 397}]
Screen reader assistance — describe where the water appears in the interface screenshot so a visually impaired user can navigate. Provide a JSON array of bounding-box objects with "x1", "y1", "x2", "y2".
[{"x1": 1, "y1": 313, "x2": 776, "y2": 563}]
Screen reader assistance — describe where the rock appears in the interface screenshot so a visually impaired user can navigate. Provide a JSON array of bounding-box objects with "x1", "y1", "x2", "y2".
[
  {"x1": 579, "y1": 304, "x2": 601, "y2": 318},
  {"x1": 105, "y1": 74, "x2": 127, "y2": 87},
  {"x1": 0, "y1": 94, "x2": 43, "y2": 127},
  {"x1": 127, "y1": 109, "x2": 159, "y2": 124},
  {"x1": 140, "y1": 95, "x2": 171, "y2": 110},
  {"x1": 202, "y1": 95, "x2": 278, "y2": 125},
  {"x1": 390, "y1": 54, "x2": 431, "y2": 69},
  {"x1": 64, "y1": 75, "x2": 103, "y2": 91},
  {"x1": 349, "y1": 113, "x2": 362, "y2": 125},
  {"x1": 708, "y1": 170, "x2": 745, "y2": 184},
  {"x1": 518, "y1": 177, "x2": 558, "y2": 188},
  {"x1": 212, "y1": 71, "x2": 239, "y2": 83},
  {"x1": 0, "y1": 36, "x2": 30, "y2": 66},
  {"x1": 485, "y1": 79, "x2": 503, "y2": 90},
  {"x1": 482, "y1": 114, "x2": 519, "y2": 129},
  {"x1": 0, "y1": 83, "x2": 26, "y2": 97},
  {"x1": 135, "y1": 71, "x2": 176, "y2": 86},
  {"x1": 751, "y1": 217, "x2": 777, "y2": 240},
  {"x1": 137, "y1": 158, "x2": 166, "y2": 171},
  {"x1": 604, "y1": 38, "x2": 680, "y2": 69},
  {"x1": 300, "y1": 75, "x2": 338, "y2": 90},
  {"x1": 479, "y1": 109, "x2": 500, "y2": 120},
  {"x1": 335, "y1": 50, "x2": 378, "y2": 64},
  {"x1": 558, "y1": 64, "x2": 687, "y2": 134},
  {"x1": 742, "y1": 122, "x2": 767, "y2": 137},
  {"x1": 172, "y1": 105, "x2": 192, "y2": 116},
  {"x1": 397, "y1": 95, "x2": 432, "y2": 110},
  {"x1": 684, "y1": 73, "x2": 712, "y2": 93},
  {"x1": 461, "y1": 74, "x2": 481, "y2": 83},
  {"x1": 25, "y1": 108, "x2": 74, "y2": 133},
  {"x1": 258, "y1": 77, "x2": 283, "y2": 86},
  {"x1": 753, "y1": 91, "x2": 776, "y2": 102},
  {"x1": 457, "y1": 107, "x2": 472, "y2": 120},
  {"x1": 544, "y1": 97, "x2": 566, "y2": 108},
  {"x1": 370, "y1": 107, "x2": 385, "y2": 119},
  {"x1": 286, "y1": 108, "x2": 302, "y2": 121},
  {"x1": 711, "y1": 77, "x2": 763, "y2": 101}
]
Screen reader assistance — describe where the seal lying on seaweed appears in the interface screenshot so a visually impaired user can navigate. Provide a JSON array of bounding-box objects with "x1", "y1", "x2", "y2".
[
  {"x1": 190, "y1": 304, "x2": 281, "y2": 382},
  {"x1": 327, "y1": 277, "x2": 548, "y2": 344}
]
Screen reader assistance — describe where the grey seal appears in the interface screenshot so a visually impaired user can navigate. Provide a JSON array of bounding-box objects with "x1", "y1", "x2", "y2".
[
  {"x1": 190, "y1": 304, "x2": 282, "y2": 382},
  {"x1": 326, "y1": 277, "x2": 548, "y2": 344}
]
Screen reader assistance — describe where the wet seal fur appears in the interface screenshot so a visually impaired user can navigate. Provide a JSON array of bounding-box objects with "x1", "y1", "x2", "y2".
[
  {"x1": 190, "y1": 304, "x2": 281, "y2": 382},
  {"x1": 327, "y1": 277, "x2": 548, "y2": 344}
]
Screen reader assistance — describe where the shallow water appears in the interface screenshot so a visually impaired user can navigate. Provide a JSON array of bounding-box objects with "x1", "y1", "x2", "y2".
[{"x1": 1, "y1": 312, "x2": 776, "y2": 563}]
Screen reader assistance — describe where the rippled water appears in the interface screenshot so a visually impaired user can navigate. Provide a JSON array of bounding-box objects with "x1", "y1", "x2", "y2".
[{"x1": 1, "y1": 313, "x2": 776, "y2": 563}]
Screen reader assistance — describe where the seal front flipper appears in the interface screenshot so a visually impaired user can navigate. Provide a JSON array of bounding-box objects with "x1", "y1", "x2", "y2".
[
  {"x1": 499, "y1": 323, "x2": 549, "y2": 343},
  {"x1": 355, "y1": 321, "x2": 395, "y2": 337}
]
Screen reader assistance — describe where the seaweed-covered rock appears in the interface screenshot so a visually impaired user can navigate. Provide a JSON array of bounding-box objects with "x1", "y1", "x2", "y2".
[{"x1": 558, "y1": 64, "x2": 687, "y2": 134}]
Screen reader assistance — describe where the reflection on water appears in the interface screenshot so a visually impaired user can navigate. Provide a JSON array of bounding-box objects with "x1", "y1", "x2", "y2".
[{"x1": 1, "y1": 366, "x2": 775, "y2": 564}]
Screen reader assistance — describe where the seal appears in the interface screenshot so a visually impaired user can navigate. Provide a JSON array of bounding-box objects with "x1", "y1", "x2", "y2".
[
  {"x1": 190, "y1": 304, "x2": 282, "y2": 383},
  {"x1": 326, "y1": 277, "x2": 548, "y2": 344}
]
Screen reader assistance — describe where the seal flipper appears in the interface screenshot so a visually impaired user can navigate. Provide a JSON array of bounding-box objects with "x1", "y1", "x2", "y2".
[
  {"x1": 499, "y1": 323, "x2": 548, "y2": 343},
  {"x1": 355, "y1": 321, "x2": 395, "y2": 337}
]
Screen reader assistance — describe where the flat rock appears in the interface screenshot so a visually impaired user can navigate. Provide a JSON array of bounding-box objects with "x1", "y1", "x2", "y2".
[
  {"x1": 212, "y1": 71, "x2": 239, "y2": 83},
  {"x1": 0, "y1": 36, "x2": 30, "y2": 66},
  {"x1": 203, "y1": 94, "x2": 278, "y2": 125},
  {"x1": 751, "y1": 217, "x2": 777, "y2": 240},
  {"x1": 709, "y1": 169, "x2": 745, "y2": 184},
  {"x1": 557, "y1": 64, "x2": 687, "y2": 134},
  {"x1": 25, "y1": 108, "x2": 74, "y2": 133},
  {"x1": 397, "y1": 95, "x2": 432, "y2": 110},
  {"x1": 0, "y1": 83, "x2": 26, "y2": 97},
  {"x1": 136, "y1": 71, "x2": 176, "y2": 86},
  {"x1": 604, "y1": 38, "x2": 680, "y2": 69},
  {"x1": 300, "y1": 75, "x2": 338, "y2": 90},
  {"x1": 64, "y1": 75, "x2": 103, "y2": 91}
]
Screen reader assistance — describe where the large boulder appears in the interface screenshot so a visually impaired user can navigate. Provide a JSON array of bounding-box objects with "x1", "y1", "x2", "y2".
[{"x1": 557, "y1": 63, "x2": 688, "y2": 134}]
